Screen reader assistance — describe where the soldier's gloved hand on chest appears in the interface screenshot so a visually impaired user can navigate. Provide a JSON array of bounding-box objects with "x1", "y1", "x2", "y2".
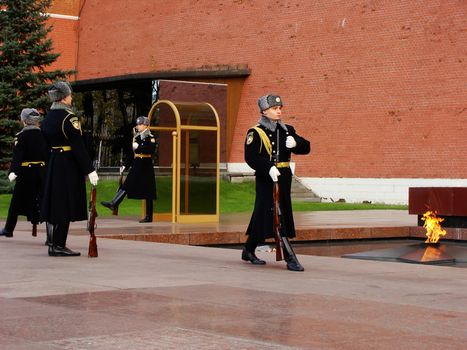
[
  {"x1": 88, "y1": 171, "x2": 99, "y2": 186},
  {"x1": 119, "y1": 165, "x2": 125, "y2": 173},
  {"x1": 132, "y1": 142, "x2": 139, "y2": 150},
  {"x1": 286, "y1": 136, "x2": 297, "y2": 149},
  {"x1": 269, "y1": 166, "x2": 281, "y2": 182},
  {"x1": 8, "y1": 172, "x2": 17, "y2": 182}
]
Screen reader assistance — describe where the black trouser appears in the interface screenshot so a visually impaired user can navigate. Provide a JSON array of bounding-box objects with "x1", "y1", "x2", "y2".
[
  {"x1": 245, "y1": 235, "x2": 259, "y2": 253},
  {"x1": 145, "y1": 199, "x2": 153, "y2": 218},
  {"x1": 3, "y1": 205, "x2": 17, "y2": 234},
  {"x1": 52, "y1": 222, "x2": 70, "y2": 247}
]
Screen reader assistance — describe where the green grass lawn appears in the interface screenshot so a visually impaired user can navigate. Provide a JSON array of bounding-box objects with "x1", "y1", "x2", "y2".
[{"x1": 0, "y1": 179, "x2": 407, "y2": 219}]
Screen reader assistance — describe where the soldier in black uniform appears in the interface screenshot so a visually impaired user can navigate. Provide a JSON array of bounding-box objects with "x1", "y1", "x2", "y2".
[
  {"x1": 40, "y1": 81, "x2": 99, "y2": 256},
  {"x1": 101, "y1": 116, "x2": 156, "y2": 223},
  {"x1": 243, "y1": 94, "x2": 310, "y2": 271},
  {"x1": 0, "y1": 109, "x2": 47, "y2": 237}
]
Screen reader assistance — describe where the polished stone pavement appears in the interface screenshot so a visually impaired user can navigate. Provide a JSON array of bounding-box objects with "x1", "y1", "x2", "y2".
[{"x1": 1, "y1": 213, "x2": 467, "y2": 349}]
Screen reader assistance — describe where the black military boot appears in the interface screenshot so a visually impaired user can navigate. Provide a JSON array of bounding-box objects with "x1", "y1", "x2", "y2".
[
  {"x1": 49, "y1": 246, "x2": 81, "y2": 257},
  {"x1": 45, "y1": 222, "x2": 54, "y2": 246},
  {"x1": 282, "y1": 237, "x2": 304, "y2": 271},
  {"x1": 48, "y1": 223, "x2": 80, "y2": 257},
  {"x1": 1, "y1": 207, "x2": 17, "y2": 237},
  {"x1": 101, "y1": 189, "x2": 126, "y2": 212},
  {"x1": 139, "y1": 199, "x2": 153, "y2": 223},
  {"x1": 241, "y1": 248, "x2": 266, "y2": 265},
  {"x1": 242, "y1": 235, "x2": 266, "y2": 265},
  {"x1": 0, "y1": 228, "x2": 13, "y2": 237}
]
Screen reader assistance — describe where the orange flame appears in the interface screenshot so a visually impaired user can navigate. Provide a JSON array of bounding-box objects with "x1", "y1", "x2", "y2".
[{"x1": 422, "y1": 211, "x2": 447, "y2": 243}]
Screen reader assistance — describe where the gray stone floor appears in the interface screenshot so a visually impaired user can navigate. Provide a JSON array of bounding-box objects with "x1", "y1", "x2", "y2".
[{"x1": 1, "y1": 214, "x2": 467, "y2": 349}]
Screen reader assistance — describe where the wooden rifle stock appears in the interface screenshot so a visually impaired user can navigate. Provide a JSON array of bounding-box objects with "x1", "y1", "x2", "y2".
[
  {"x1": 87, "y1": 186, "x2": 98, "y2": 257},
  {"x1": 32, "y1": 223, "x2": 37, "y2": 237},
  {"x1": 273, "y1": 182, "x2": 283, "y2": 261}
]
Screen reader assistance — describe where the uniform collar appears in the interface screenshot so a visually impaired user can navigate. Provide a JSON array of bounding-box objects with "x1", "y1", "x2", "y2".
[
  {"x1": 137, "y1": 128, "x2": 151, "y2": 140},
  {"x1": 50, "y1": 102, "x2": 74, "y2": 113},
  {"x1": 258, "y1": 115, "x2": 288, "y2": 132},
  {"x1": 17, "y1": 125, "x2": 40, "y2": 135}
]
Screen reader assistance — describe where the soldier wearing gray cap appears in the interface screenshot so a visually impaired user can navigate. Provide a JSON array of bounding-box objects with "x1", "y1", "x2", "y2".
[
  {"x1": 242, "y1": 94, "x2": 310, "y2": 271},
  {"x1": 101, "y1": 116, "x2": 157, "y2": 223},
  {"x1": 40, "y1": 80, "x2": 99, "y2": 256},
  {"x1": 47, "y1": 81, "x2": 72, "y2": 102},
  {"x1": 257, "y1": 94, "x2": 284, "y2": 112},
  {"x1": 1, "y1": 109, "x2": 47, "y2": 238},
  {"x1": 20, "y1": 108, "x2": 42, "y2": 125}
]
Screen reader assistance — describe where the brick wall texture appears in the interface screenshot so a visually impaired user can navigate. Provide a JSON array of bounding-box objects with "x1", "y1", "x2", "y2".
[
  {"x1": 46, "y1": 17, "x2": 79, "y2": 73},
  {"x1": 48, "y1": 0, "x2": 467, "y2": 179}
]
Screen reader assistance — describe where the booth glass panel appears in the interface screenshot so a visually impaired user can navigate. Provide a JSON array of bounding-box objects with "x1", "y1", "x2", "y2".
[
  {"x1": 179, "y1": 129, "x2": 217, "y2": 215},
  {"x1": 151, "y1": 103, "x2": 177, "y2": 128},
  {"x1": 174, "y1": 103, "x2": 217, "y2": 127},
  {"x1": 153, "y1": 130, "x2": 173, "y2": 214}
]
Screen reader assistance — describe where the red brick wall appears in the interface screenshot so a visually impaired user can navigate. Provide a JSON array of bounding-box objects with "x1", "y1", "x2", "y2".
[
  {"x1": 46, "y1": 18, "x2": 79, "y2": 73},
  {"x1": 46, "y1": 0, "x2": 82, "y2": 73},
  {"x1": 56, "y1": 1, "x2": 467, "y2": 178},
  {"x1": 49, "y1": 0, "x2": 82, "y2": 16}
]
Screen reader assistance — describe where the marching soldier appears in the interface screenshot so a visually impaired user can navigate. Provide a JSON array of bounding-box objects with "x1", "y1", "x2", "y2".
[
  {"x1": 101, "y1": 116, "x2": 156, "y2": 223},
  {"x1": 0, "y1": 109, "x2": 47, "y2": 237},
  {"x1": 243, "y1": 94, "x2": 310, "y2": 271},
  {"x1": 40, "y1": 81, "x2": 99, "y2": 256}
]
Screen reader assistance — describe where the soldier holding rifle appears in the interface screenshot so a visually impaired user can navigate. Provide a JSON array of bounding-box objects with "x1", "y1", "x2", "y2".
[
  {"x1": 101, "y1": 116, "x2": 156, "y2": 223},
  {"x1": 243, "y1": 94, "x2": 310, "y2": 271},
  {"x1": 0, "y1": 109, "x2": 47, "y2": 238},
  {"x1": 40, "y1": 81, "x2": 99, "y2": 256}
]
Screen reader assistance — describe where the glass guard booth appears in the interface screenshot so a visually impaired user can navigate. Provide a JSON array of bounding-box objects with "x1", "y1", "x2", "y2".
[{"x1": 147, "y1": 100, "x2": 220, "y2": 223}]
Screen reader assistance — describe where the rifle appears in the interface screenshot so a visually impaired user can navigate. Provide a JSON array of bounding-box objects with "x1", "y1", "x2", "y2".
[
  {"x1": 274, "y1": 182, "x2": 302, "y2": 268},
  {"x1": 273, "y1": 182, "x2": 283, "y2": 261},
  {"x1": 32, "y1": 200, "x2": 39, "y2": 236},
  {"x1": 87, "y1": 186, "x2": 98, "y2": 258},
  {"x1": 113, "y1": 148, "x2": 124, "y2": 216},
  {"x1": 87, "y1": 139, "x2": 101, "y2": 258}
]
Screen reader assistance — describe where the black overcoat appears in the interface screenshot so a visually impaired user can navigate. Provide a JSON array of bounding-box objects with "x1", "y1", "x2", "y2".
[
  {"x1": 244, "y1": 121, "x2": 310, "y2": 242},
  {"x1": 40, "y1": 108, "x2": 94, "y2": 224},
  {"x1": 122, "y1": 131, "x2": 157, "y2": 200},
  {"x1": 8, "y1": 127, "x2": 47, "y2": 222}
]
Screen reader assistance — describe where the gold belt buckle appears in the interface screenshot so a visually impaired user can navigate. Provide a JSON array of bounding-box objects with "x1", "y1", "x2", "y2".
[
  {"x1": 135, "y1": 154, "x2": 151, "y2": 158},
  {"x1": 21, "y1": 161, "x2": 45, "y2": 167},
  {"x1": 275, "y1": 162, "x2": 290, "y2": 168},
  {"x1": 52, "y1": 146, "x2": 72, "y2": 152}
]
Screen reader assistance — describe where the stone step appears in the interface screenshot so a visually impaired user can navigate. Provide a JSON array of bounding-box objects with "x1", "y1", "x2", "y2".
[
  {"x1": 291, "y1": 177, "x2": 321, "y2": 202},
  {"x1": 225, "y1": 172, "x2": 321, "y2": 202}
]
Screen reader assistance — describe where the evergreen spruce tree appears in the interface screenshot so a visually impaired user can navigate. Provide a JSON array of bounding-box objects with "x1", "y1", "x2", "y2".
[{"x1": 0, "y1": 0, "x2": 73, "y2": 193}]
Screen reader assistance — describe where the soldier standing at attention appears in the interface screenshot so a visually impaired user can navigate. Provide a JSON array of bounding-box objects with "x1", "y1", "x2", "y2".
[
  {"x1": 243, "y1": 94, "x2": 310, "y2": 271},
  {"x1": 101, "y1": 116, "x2": 156, "y2": 223},
  {"x1": 0, "y1": 109, "x2": 47, "y2": 237},
  {"x1": 41, "y1": 81, "x2": 99, "y2": 256}
]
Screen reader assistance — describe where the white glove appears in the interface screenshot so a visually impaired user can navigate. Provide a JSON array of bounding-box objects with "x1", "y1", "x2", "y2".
[
  {"x1": 286, "y1": 136, "x2": 297, "y2": 149},
  {"x1": 119, "y1": 165, "x2": 125, "y2": 173},
  {"x1": 8, "y1": 172, "x2": 17, "y2": 182},
  {"x1": 88, "y1": 171, "x2": 99, "y2": 186},
  {"x1": 269, "y1": 166, "x2": 281, "y2": 182},
  {"x1": 132, "y1": 142, "x2": 139, "y2": 150}
]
